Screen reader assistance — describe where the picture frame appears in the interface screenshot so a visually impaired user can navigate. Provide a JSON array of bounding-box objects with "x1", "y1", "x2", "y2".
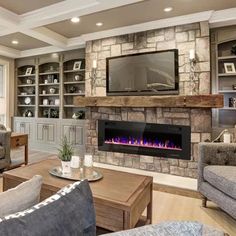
[
  {"x1": 73, "y1": 61, "x2": 82, "y2": 71},
  {"x1": 224, "y1": 63, "x2": 236, "y2": 74},
  {"x1": 25, "y1": 67, "x2": 33, "y2": 75}
]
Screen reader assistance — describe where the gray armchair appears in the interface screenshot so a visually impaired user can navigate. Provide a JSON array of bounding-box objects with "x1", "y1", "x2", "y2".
[
  {"x1": 0, "y1": 124, "x2": 11, "y2": 170},
  {"x1": 198, "y1": 143, "x2": 236, "y2": 219}
]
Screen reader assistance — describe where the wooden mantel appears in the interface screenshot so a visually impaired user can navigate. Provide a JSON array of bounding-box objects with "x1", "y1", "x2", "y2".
[{"x1": 74, "y1": 94, "x2": 223, "y2": 108}]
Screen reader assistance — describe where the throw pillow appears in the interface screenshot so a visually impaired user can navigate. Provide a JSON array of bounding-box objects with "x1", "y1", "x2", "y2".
[
  {"x1": 0, "y1": 175, "x2": 42, "y2": 218},
  {"x1": 0, "y1": 180, "x2": 96, "y2": 236}
]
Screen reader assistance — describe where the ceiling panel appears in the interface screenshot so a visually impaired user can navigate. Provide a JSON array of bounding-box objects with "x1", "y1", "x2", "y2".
[
  {"x1": 0, "y1": 33, "x2": 49, "y2": 50},
  {"x1": 46, "y1": 0, "x2": 236, "y2": 38},
  {"x1": 0, "y1": 0, "x2": 64, "y2": 14}
]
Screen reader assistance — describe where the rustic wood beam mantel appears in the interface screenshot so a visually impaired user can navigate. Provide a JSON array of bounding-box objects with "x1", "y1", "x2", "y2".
[{"x1": 74, "y1": 94, "x2": 224, "y2": 108}]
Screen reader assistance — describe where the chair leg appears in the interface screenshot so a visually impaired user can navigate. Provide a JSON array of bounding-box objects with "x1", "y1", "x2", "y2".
[{"x1": 202, "y1": 197, "x2": 207, "y2": 207}]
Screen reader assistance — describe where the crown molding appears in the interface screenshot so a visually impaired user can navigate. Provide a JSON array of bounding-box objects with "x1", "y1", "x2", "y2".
[
  {"x1": 209, "y1": 7, "x2": 236, "y2": 28},
  {"x1": 20, "y1": 44, "x2": 85, "y2": 58},
  {"x1": 0, "y1": 45, "x2": 20, "y2": 58}
]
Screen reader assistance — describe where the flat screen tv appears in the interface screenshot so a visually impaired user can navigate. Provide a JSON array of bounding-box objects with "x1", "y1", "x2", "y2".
[{"x1": 106, "y1": 49, "x2": 179, "y2": 96}]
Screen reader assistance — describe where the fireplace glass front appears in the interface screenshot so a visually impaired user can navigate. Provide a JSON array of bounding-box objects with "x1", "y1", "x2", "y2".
[{"x1": 98, "y1": 120, "x2": 191, "y2": 160}]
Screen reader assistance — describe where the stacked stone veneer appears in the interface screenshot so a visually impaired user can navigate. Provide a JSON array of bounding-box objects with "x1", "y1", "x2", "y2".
[
  {"x1": 84, "y1": 22, "x2": 211, "y2": 178},
  {"x1": 85, "y1": 21, "x2": 210, "y2": 96},
  {"x1": 86, "y1": 107, "x2": 211, "y2": 178}
]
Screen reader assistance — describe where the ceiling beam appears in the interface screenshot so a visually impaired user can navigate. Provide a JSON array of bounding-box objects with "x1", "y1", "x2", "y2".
[
  {"x1": 20, "y1": 0, "x2": 143, "y2": 29},
  {"x1": 0, "y1": 45, "x2": 20, "y2": 58},
  {"x1": 209, "y1": 7, "x2": 236, "y2": 28},
  {"x1": 21, "y1": 27, "x2": 68, "y2": 49}
]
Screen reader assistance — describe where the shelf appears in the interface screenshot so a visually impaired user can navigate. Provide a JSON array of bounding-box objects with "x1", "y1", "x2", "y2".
[
  {"x1": 39, "y1": 71, "x2": 59, "y2": 75},
  {"x1": 39, "y1": 83, "x2": 60, "y2": 86},
  {"x1": 64, "y1": 69, "x2": 85, "y2": 73},
  {"x1": 39, "y1": 94, "x2": 60, "y2": 96},
  {"x1": 18, "y1": 94, "x2": 35, "y2": 97},
  {"x1": 64, "y1": 81, "x2": 85, "y2": 84},
  {"x1": 18, "y1": 74, "x2": 36, "y2": 78},
  {"x1": 218, "y1": 55, "x2": 236, "y2": 60},
  {"x1": 39, "y1": 105, "x2": 59, "y2": 107},
  {"x1": 17, "y1": 105, "x2": 35, "y2": 107},
  {"x1": 218, "y1": 73, "x2": 236, "y2": 77},
  {"x1": 218, "y1": 90, "x2": 236, "y2": 93},
  {"x1": 17, "y1": 84, "x2": 36, "y2": 87},
  {"x1": 219, "y1": 107, "x2": 236, "y2": 110},
  {"x1": 64, "y1": 105, "x2": 75, "y2": 107},
  {"x1": 64, "y1": 93, "x2": 85, "y2": 96}
]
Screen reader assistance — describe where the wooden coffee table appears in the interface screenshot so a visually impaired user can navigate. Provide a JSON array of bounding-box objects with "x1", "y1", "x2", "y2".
[{"x1": 3, "y1": 158, "x2": 153, "y2": 232}]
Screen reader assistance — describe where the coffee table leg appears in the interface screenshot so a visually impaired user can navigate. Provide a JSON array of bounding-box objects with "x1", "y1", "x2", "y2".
[
  {"x1": 124, "y1": 211, "x2": 132, "y2": 230},
  {"x1": 147, "y1": 183, "x2": 153, "y2": 224}
]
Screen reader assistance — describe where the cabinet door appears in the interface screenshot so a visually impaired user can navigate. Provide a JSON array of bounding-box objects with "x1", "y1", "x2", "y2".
[
  {"x1": 36, "y1": 123, "x2": 45, "y2": 142},
  {"x1": 62, "y1": 125, "x2": 75, "y2": 145},
  {"x1": 14, "y1": 121, "x2": 33, "y2": 139},
  {"x1": 74, "y1": 126, "x2": 83, "y2": 146},
  {"x1": 45, "y1": 124, "x2": 56, "y2": 143}
]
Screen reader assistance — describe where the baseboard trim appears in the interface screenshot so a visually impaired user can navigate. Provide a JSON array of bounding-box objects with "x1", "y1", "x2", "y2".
[{"x1": 153, "y1": 183, "x2": 201, "y2": 199}]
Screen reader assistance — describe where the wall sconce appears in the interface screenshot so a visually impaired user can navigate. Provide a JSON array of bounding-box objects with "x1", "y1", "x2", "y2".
[
  {"x1": 90, "y1": 59, "x2": 97, "y2": 96},
  {"x1": 189, "y1": 49, "x2": 198, "y2": 95}
]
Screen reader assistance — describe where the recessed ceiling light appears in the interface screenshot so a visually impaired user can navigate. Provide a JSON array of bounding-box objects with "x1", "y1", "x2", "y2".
[
  {"x1": 164, "y1": 7, "x2": 173, "y2": 12},
  {"x1": 11, "y1": 40, "x2": 18, "y2": 45},
  {"x1": 71, "y1": 17, "x2": 80, "y2": 23},
  {"x1": 96, "y1": 22, "x2": 103, "y2": 27}
]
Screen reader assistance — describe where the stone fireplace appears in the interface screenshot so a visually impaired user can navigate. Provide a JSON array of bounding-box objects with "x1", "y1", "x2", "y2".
[
  {"x1": 98, "y1": 120, "x2": 191, "y2": 160},
  {"x1": 79, "y1": 21, "x2": 218, "y2": 178}
]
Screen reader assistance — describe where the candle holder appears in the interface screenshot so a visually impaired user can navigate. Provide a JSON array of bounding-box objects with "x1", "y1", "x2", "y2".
[{"x1": 189, "y1": 50, "x2": 198, "y2": 95}]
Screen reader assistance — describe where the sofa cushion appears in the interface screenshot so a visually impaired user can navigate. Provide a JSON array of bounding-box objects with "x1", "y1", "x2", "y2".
[
  {"x1": 0, "y1": 175, "x2": 42, "y2": 218},
  {"x1": 204, "y1": 165, "x2": 236, "y2": 199},
  {"x1": 103, "y1": 221, "x2": 225, "y2": 236},
  {"x1": 0, "y1": 180, "x2": 96, "y2": 236}
]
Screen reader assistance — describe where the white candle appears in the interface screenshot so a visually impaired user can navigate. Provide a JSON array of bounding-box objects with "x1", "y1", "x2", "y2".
[
  {"x1": 223, "y1": 133, "x2": 231, "y2": 143},
  {"x1": 84, "y1": 154, "x2": 93, "y2": 167},
  {"x1": 92, "y1": 60, "x2": 97, "y2": 69},
  {"x1": 189, "y1": 49, "x2": 195, "y2": 60},
  {"x1": 70, "y1": 156, "x2": 80, "y2": 168}
]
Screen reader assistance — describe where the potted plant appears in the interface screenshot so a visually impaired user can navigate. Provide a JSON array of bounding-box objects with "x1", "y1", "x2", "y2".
[{"x1": 58, "y1": 136, "x2": 73, "y2": 174}]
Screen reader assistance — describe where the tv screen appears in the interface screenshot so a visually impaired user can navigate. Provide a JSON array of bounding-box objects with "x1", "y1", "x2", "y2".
[{"x1": 106, "y1": 49, "x2": 179, "y2": 95}]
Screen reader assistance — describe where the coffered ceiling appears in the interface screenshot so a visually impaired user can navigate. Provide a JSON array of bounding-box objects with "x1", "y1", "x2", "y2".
[{"x1": 0, "y1": 0, "x2": 235, "y2": 58}]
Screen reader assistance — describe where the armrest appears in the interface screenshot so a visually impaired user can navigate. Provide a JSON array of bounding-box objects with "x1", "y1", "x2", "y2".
[
  {"x1": 198, "y1": 142, "x2": 236, "y2": 188},
  {"x1": 0, "y1": 130, "x2": 11, "y2": 164}
]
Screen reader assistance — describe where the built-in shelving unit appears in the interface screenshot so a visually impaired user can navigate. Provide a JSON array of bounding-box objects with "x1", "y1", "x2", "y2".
[
  {"x1": 211, "y1": 27, "x2": 236, "y2": 129},
  {"x1": 14, "y1": 49, "x2": 86, "y2": 153},
  {"x1": 16, "y1": 65, "x2": 36, "y2": 117},
  {"x1": 62, "y1": 58, "x2": 85, "y2": 119}
]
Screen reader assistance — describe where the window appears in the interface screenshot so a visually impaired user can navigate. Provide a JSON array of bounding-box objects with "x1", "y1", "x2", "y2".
[{"x1": 0, "y1": 65, "x2": 4, "y2": 97}]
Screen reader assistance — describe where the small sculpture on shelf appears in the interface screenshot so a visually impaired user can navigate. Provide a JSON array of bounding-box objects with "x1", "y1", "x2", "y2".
[
  {"x1": 69, "y1": 86, "x2": 77, "y2": 93},
  {"x1": 23, "y1": 110, "x2": 33, "y2": 117},
  {"x1": 49, "y1": 87, "x2": 56, "y2": 94},
  {"x1": 72, "y1": 110, "x2": 85, "y2": 119}
]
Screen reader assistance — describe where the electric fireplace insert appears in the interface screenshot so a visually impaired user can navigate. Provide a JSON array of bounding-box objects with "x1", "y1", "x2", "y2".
[{"x1": 98, "y1": 120, "x2": 191, "y2": 160}]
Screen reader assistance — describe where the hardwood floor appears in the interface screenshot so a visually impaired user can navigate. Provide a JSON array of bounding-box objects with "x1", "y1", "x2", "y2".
[{"x1": 1, "y1": 150, "x2": 236, "y2": 235}]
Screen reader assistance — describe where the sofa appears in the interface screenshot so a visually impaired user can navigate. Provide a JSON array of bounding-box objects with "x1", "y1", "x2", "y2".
[
  {"x1": 0, "y1": 124, "x2": 11, "y2": 170},
  {"x1": 198, "y1": 142, "x2": 236, "y2": 219}
]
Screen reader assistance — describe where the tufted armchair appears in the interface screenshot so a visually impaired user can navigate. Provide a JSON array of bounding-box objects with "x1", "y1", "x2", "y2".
[
  {"x1": 198, "y1": 143, "x2": 236, "y2": 219},
  {"x1": 0, "y1": 124, "x2": 11, "y2": 170}
]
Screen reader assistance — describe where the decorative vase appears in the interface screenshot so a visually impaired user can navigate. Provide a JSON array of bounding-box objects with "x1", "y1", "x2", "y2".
[
  {"x1": 49, "y1": 87, "x2": 56, "y2": 94},
  {"x1": 61, "y1": 161, "x2": 71, "y2": 175}
]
